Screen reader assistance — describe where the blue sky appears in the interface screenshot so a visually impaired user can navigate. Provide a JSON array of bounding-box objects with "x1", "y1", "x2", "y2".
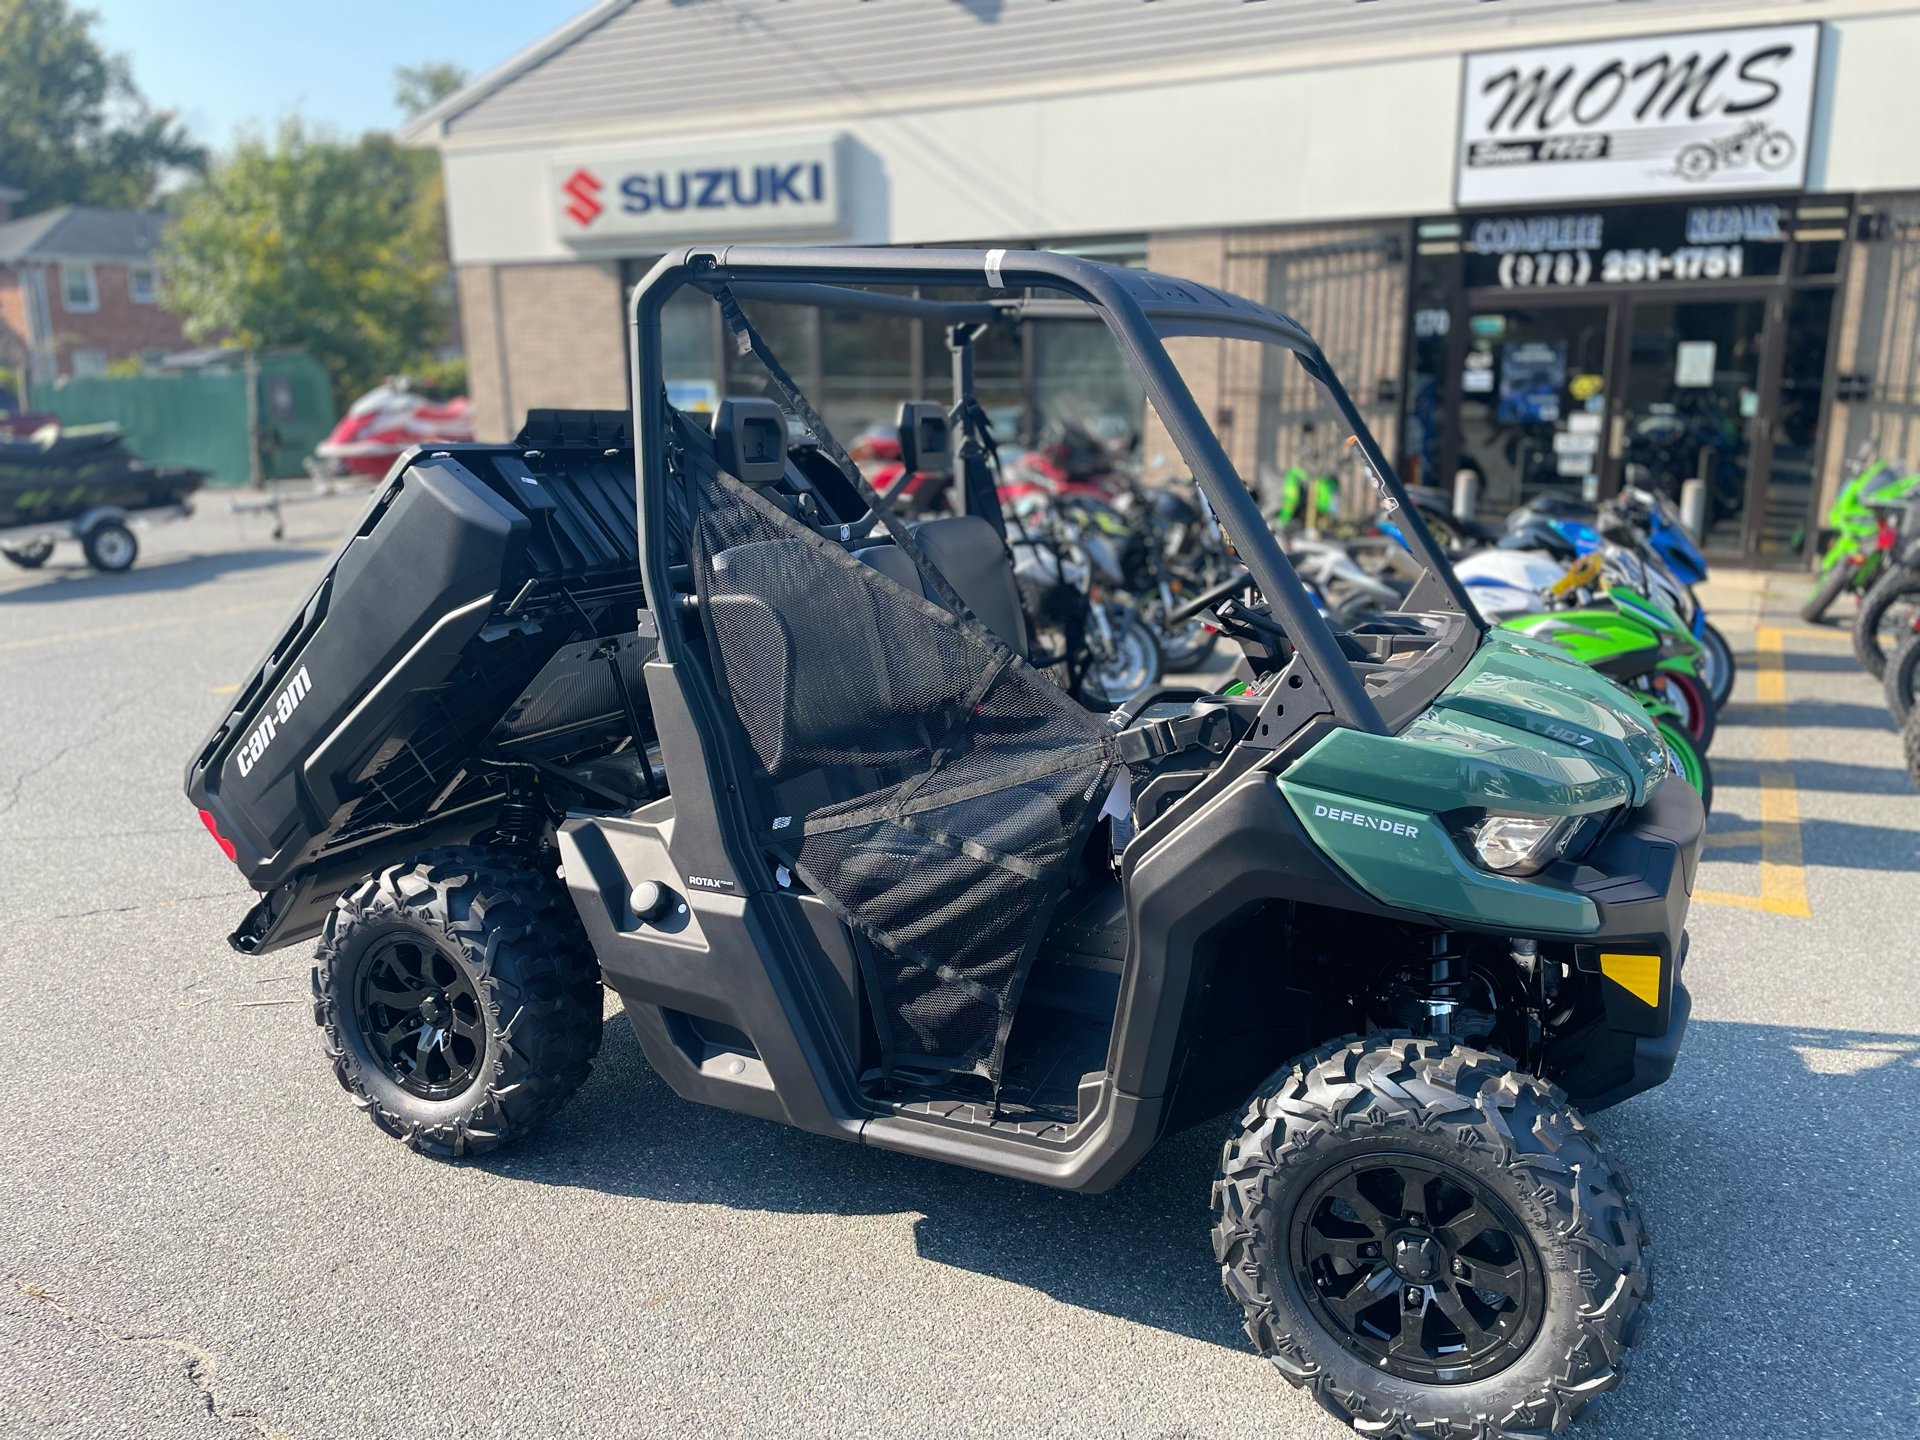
[{"x1": 87, "y1": 0, "x2": 591, "y2": 146}]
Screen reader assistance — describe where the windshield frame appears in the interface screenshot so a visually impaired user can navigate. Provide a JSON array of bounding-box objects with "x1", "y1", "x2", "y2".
[{"x1": 630, "y1": 246, "x2": 1482, "y2": 738}]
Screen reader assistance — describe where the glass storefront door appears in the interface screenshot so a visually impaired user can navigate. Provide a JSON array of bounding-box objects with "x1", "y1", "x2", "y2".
[
  {"x1": 1621, "y1": 297, "x2": 1767, "y2": 554},
  {"x1": 1453, "y1": 303, "x2": 1612, "y2": 516}
]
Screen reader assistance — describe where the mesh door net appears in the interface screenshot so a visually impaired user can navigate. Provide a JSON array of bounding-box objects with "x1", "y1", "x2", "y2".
[{"x1": 673, "y1": 288, "x2": 1117, "y2": 1081}]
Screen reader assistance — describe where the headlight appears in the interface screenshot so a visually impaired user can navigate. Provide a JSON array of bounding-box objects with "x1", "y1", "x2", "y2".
[{"x1": 1465, "y1": 812, "x2": 1576, "y2": 875}]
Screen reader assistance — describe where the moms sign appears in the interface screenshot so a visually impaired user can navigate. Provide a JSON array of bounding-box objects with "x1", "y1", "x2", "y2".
[{"x1": 1458, "y1": 24, "x2": 1819, "y2": 206}]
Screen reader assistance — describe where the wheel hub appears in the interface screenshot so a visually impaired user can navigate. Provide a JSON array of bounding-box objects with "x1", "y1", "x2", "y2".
[
  {"x1": 1389, "y1": 1231, "x2": 1441, "y2": 1284},
  {"x1": 1290, "y1": 1152, "x2": 1546, "y2": 1385},
  {"x1": 352, "y1": 933, "x2": 485, "y2": 1099}
]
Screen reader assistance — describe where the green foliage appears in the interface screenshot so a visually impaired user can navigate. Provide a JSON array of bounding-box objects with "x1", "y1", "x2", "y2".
[
  {"x1": 394, "y1": 62, "x2": 467, "y2": 120},
  {"x1": 0, "y1": 0, "x2": 204, "y2": 212},
  {"x1": 161, "y1": 118, "x2": 451, "y2": 407},
  {"x1": 412, "y1": 353, "x2": 466, "y2": 400}
]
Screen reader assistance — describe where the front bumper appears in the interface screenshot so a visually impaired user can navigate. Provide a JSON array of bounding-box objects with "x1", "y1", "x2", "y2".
[{"x1": 1537, "y1": 777, "x2": 1701, "y2": 1109}]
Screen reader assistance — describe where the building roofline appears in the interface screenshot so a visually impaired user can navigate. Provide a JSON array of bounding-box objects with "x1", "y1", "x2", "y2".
[{"x1": 397, "y1": 0, "x2": 635, "y2": 146}]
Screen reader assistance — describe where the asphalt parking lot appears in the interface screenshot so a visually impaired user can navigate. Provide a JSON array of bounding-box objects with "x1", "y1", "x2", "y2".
[{"x1": 2, "y1": 496, "x2": 1915, "y2": 1440}]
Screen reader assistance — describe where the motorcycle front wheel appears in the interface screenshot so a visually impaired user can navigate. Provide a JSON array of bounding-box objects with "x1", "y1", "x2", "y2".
[
  {"x1": 1078, "y1": 613, "x2": 1161, "y2": 708},
  {"x1": 1137, "y1": 591, "x2": 1217, "y2": 671},
  {"x1": 1801, "y1": 561, "x2": 1857, "y2": 623},
  {"x1": 1699, "y1": 621, "x2": 1737, "y2": 707}
]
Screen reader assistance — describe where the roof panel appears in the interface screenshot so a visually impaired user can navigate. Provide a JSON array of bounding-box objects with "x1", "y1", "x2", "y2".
[{"x1": 443, "y1": 0, "x2": 1785, "y2": 139}]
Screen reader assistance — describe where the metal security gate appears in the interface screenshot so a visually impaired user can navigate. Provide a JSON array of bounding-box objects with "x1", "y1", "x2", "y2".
[{"x1": 1219, "y1": 226, "x2": 1408, "y2": 514}]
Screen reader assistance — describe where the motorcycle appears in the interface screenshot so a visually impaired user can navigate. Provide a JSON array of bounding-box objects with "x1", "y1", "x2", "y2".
[{"x1": 1803, "y1": 451, "x2": 1919, "y2": 623}]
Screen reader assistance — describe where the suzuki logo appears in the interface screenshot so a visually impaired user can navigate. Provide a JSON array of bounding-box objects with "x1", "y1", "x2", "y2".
[{"x1": 561, "y1": 167, "x2": 603, "y2": 227}]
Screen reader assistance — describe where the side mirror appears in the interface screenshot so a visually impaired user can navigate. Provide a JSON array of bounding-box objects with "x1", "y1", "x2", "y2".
[
  {"x1": 714, "y1": 398, "x2": 788, "y2": 486},
  {"x1": 897, "y1": 401, "x2": 949, "y2": 475}
]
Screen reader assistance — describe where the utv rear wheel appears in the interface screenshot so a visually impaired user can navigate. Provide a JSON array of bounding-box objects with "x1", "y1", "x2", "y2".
[
  {"x1": 312, "y1": 845, "x2": 603, "y2": 1157},
  {"x1": 1213, "y1": 1035, "x2": 1650, "y2": 1440}
]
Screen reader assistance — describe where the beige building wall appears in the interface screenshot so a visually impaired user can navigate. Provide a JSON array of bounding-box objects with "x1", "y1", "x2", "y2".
[{"x1": 456, "y1": 260, "x2": 629, "y2": 442}]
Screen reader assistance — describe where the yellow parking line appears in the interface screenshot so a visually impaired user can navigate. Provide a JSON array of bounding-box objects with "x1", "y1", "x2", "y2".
[{"x1": 1695, "y1": 625, "x2": 1812, "y2": 917}]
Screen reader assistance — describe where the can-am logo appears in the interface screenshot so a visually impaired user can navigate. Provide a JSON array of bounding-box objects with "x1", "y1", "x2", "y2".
[
  {"x1": 552, "y1": 140, "x2": 841, "y2": 243},
  {"x1": 234, "y1": 666, "x2": 311, "y2": 778}
]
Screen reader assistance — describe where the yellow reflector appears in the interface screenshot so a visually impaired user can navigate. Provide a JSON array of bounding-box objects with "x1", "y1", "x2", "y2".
[{"x1": 1600, "y1": 952, "x2": 1661, "y2": 1008}]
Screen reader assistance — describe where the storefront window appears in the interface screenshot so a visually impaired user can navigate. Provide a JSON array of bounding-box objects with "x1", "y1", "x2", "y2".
[
  {"x1": 1455, "y1": 305, "x2": 1611, "y2": 514},
  {"x1": 818, "y1": 295, "x2": 915, "y2": 444},
  {"x1": 1030, "y1": 319, "x2": 1144, "y2": 464},
  {"x1": 1765, "y1": 288, "x2": 1837, "y2": 555},
  {"x1": 660, "y1": 285, "x2": 717, "y2": 414}
]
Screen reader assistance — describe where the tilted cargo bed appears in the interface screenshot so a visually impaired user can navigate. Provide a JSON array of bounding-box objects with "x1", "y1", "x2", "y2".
[{"x1": 186, "y1": 411, "x2": 659, "y2": 954}]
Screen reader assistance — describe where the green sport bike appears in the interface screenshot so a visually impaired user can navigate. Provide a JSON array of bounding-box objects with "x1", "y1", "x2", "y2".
[
  {"x1": 1803, "y1": 454, "x2": 1920, "y2": 623},
  {"x1": 1500, "y1": 552, "x2": 1716, "y2": 811}
]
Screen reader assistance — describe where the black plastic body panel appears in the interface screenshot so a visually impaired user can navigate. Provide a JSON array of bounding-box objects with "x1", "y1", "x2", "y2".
[{"x1": 186, "y1": 442, "x2": 649, "y2": 900}]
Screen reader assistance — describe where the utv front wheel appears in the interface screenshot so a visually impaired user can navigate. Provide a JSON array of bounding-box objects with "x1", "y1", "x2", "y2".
[
  {"x1": 1213, "y1": 1036, "x2": 1650, "y2": 1440},
  {"x1": 312, "y1": 846, "x2": 603, "y2": 1157}
]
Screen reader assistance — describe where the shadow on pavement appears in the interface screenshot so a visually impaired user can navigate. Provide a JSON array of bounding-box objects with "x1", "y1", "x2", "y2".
[
  {"x1": 1717, "y1": 699, "x2": 1894, "y2": 732},
  {"x1": 0, "y1": 547, "x2": 321, "y2": 604},
  {"x1": 497, "y1": 1008, "x2": 1920, "y2": 1435},
  {"x1": 1584, "y1": 1019, "x2": 1920, "y2": 1438},
  {"x1": 1713, "y1": 757, "x2": 1912, "y2": 796}
]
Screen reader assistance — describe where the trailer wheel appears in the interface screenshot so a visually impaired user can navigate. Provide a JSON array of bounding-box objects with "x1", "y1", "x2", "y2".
[
  {"x1": 312, "y1": 845, "x2": 603, "y2": 1157},
  {"x1": 82, "y1": 520, "x2": 137, "y2": 572},
  {"x1": 1213, "y1": 1034, "x2": 1650, "y2": 1440},
  {"x1": 1, "y1": 539, "x2": 53, "y2": 569}
]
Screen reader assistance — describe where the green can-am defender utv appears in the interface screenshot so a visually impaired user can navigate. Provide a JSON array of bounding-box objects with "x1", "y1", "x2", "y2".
[{"x1": 185, "y1": 249, "x2": 1699, "y2": 1439}]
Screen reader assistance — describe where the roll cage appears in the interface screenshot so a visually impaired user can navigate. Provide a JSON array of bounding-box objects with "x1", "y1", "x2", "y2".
[{"x1": 629, "y1": 246, "x2": 1483, "y2": 738}]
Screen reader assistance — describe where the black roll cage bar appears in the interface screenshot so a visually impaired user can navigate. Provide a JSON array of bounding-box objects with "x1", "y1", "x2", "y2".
[{"x1": 629, "y1": 246, "x2": 1483, "y2": 739}]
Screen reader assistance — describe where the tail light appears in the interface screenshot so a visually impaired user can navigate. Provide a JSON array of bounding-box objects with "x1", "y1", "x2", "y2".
[
  {"x1": 1877, "y1": 519, "x2": 1898, "y2": 550},
  {"x1": 197, "y1": 809, "x2": 237, "y2": 862}
]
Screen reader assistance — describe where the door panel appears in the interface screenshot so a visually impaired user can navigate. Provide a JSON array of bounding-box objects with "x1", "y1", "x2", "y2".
[
  {"x1": 1454, "y1": 303, "x2": 1613, "y2": 518},
  {"x1": 1621, "y1": 299, "x2": 1767, "y2": 555}
]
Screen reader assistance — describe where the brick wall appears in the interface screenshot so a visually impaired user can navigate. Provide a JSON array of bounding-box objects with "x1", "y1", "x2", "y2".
[
  {"x1": 457, "y1": 260, "x2": 627, "y2": 442},
  {"x1": 40, "y1": 262, "x2": 190, "y2": 376}
]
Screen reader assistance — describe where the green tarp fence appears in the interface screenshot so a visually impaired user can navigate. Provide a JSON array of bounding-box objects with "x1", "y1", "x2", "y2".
[{"x1": 37, "y1": 351, "x2": 336, "y2": 487}]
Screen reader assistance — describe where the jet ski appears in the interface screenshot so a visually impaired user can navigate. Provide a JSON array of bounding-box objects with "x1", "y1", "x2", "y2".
[{"x1": 0, "y1": 422, "x2": 207, "y2": 572}]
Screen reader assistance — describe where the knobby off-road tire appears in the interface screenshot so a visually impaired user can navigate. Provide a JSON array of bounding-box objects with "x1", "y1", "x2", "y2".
[
  {"x1": 1884, "y1": 632, "x2": 1920, "y2": 726},
  {"x1": 1903, "y1": 706, "x2": 1920, "y2": 790},
  {"x1": 1801, "y1": 562, "x2": 1856, "y2": 624},
  {"x1": 1853, "y1": 572, "x2": 1920, "y2": 680},
  {"x1": 313, "y1": 845, "x2": 603, "y2": 1157},
  {"x1": 1213, "y1": 1035, "x2": 1650, "y2": 1440}
]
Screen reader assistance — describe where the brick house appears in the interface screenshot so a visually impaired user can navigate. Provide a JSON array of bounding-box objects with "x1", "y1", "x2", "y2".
[{"x1": 0, "y1": 193, "x2": 191, "y2": 395}]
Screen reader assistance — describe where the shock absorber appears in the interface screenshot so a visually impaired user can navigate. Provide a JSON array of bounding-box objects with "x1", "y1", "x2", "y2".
[
  {"x1": 1425, "y1": 932, "x2": 1461, "y2": 1036},
  {"x1": 492, "y1": 776, "x2": 542, "y2": 849}
]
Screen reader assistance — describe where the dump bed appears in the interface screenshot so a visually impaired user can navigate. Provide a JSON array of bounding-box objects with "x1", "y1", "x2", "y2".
[{"x1": 186, "y1": 410, "x2": 654, "y2": 953}]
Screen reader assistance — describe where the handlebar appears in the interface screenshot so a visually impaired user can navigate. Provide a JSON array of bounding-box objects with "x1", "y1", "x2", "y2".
[{"x1": 1167, "y1": 567, "x2": 1253, "y2": 623}]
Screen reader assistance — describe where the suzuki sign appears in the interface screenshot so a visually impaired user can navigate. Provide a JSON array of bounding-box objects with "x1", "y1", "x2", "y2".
[
  {"x1": 1458, "y1": 24, "x2": 1820, "y2": 206},
  {"x1": 551, "y1": 138, "x2": 843, "y2": 245}
]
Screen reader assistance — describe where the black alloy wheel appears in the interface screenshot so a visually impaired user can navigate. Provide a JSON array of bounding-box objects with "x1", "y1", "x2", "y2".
[
  {"x1": 352, "y1": 932, "x2": 487, "y2": 1099},
  {"x1": 1291, "y1": 1153, "x2": 1545, "y2": 1385}
]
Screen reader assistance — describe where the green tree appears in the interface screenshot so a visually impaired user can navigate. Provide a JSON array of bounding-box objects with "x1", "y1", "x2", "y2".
[
  {"x1": 393, "y1": 62, "x2": 467, "y2": 120},
  {"x1": 0, "y1": 0, "x2": 204, "y2": 212},
  {"x1": 161, "y1": 118, "x2": 450, "y2": 406}
]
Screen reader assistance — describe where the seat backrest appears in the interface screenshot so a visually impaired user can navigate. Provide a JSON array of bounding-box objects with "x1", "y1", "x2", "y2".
[
  {"x1": 852, "y1": 543, "x2": 923, "y2": 596},
  {"x1": 708, "y1": 538, "x2": 908, "y2": 773},
  {"x1": 908, "y1": 515, "x2": 1030, "y2": 658}
]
